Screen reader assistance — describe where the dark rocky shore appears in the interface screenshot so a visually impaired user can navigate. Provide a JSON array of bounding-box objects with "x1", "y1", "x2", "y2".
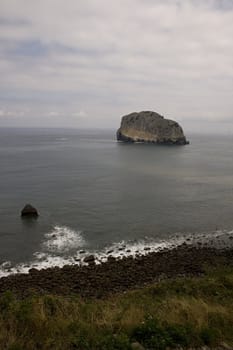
[{"x1": 0, "y1": 245, "x2": 233, "y2": 298}]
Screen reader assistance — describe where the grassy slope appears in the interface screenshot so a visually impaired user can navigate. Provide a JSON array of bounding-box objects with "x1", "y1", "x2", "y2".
[{"x1": 0, "y1": 265, "x2": 233, "y2": 350}]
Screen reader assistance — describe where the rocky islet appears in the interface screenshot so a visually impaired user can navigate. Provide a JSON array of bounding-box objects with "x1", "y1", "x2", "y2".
[{"x1": 117, "y1": 111, "x2": 189, "y2": 145}]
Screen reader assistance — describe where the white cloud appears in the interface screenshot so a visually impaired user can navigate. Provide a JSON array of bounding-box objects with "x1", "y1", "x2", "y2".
[
  {"x1": 0, "y1": 0, "x2": 232, "y2": 131},
  {"x1": 71, "y1": 111, "x2": 87, "y2": 118}
]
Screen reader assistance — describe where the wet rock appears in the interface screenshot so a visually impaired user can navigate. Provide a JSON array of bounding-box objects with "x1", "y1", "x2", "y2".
[
  {"x1": 107, "y1": 256, "x2": 116, "y2": 263},
  {"x1": 29, "y1": 268, "x2": 39, "y2": 274},
  {"x1": 79, "y1": 250, "x2": 86, "y2": 254},
  {"x1": 21, "y1": 204, "x2": 39, "y2": 218},
  {"x1": 83, "y1": 255, "x2": 95, "y2": 263},
  {"x1": 107, "y1": 250, "x2": 114, "y2": 254}
]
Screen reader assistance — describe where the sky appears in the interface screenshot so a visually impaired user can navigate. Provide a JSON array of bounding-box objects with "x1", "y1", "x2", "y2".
[{"x1": 0, "y1": 0, "x2": 233, "y2": 133}]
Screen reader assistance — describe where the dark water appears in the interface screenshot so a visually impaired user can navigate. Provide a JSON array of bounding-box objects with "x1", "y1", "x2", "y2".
[{"x1": 0, "y1": 128, "x2": 233, "y2": 274}]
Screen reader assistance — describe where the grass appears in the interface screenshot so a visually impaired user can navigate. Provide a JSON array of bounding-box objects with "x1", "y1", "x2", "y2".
[{"x1": 0, "y1": 265, "x2": 233, "y2": 349}]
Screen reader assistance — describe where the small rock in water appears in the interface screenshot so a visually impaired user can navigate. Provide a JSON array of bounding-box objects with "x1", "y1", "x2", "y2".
[
  {"x1": 107, "y1": 250, "x2": 114, "y2": 254},
  {"x1": 79, "y1": 250, "x2": 86, "y2": 254},
  {"x1": 21, "y1": 204, "x2": 39, "y2": 218},
  {"x1": 144, "y1": 247, "x2": 151, "y2": 251}
]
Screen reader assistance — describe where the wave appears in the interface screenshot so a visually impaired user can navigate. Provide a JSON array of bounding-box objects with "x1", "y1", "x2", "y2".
[
  {"x1": 0, "y1": 225, "x2": 85, "y2": 277},
  {"x1": 0, "y1": 228, "x2": 233, "y2": 278},
  {"x1": 43, "y1": 225, "x2": 85, "y2": 253}
]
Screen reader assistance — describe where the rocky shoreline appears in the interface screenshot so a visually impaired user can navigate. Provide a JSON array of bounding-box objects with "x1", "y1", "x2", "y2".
[{"x1": 0, "y1": 244, "x2": 233, "y2": 298}]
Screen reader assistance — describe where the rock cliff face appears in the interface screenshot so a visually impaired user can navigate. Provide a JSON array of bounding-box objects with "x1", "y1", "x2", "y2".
[{"x1": 117, "y1": 111, "x2": 189, "y2": 145}]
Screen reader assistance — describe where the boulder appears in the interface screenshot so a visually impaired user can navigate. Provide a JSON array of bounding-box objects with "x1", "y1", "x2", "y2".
[
  {"x1": 83, "y1": 255, "x2": 95, "y2": 264},
  {"x1": 117, "y1": 111, "x2": 189, "y2": 145},
  {"x1": 21, "y1": 204, "x2": 39, "y2": 218}
]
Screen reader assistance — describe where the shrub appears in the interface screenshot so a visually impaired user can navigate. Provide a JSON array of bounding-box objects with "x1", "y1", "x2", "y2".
[
  {"x1": 97, "y1": 333, "x2": 131, "y2": 350},
  {"x1": 166, "y1": 324, "x2": 195, "y2": 347},
  {"x1": 8, "y1": 344, "x2": 24, "y2": 350},
  {"x1": 0, "y1": 291, "x2": 15, "y2": 312},
  {"x1": 132, "y1": 317, "x2": 197, "y2": 349},
  {"x1": 132, "y1": 318, "x2": 171, "y2": 349},
  {"x1": 200, "y1": 327, "x2": 219, "y2": 346}
]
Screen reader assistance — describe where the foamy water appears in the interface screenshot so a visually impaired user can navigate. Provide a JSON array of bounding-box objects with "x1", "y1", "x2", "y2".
[{"x1": 43, "y1": 225, "x2": 85, "y2": 253}]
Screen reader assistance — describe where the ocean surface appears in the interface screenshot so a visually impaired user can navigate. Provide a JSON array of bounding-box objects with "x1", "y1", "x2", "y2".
[{"x1": 0, "y1": 128, "x2": 233, "y2": 276}]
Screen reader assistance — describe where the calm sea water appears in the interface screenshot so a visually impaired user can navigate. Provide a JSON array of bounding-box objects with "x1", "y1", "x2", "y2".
[{"x1": 0, "y1": 128, "x2": 233, "y2": 274}]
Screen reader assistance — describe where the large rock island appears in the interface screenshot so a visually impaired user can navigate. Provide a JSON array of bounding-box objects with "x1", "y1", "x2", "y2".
[{"x1": 117, "y1": 111, "x2": 189, "y2": 145}]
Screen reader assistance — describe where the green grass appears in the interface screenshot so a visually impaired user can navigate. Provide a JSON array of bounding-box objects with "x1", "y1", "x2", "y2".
[{"x1": 0, "y1": 265, "x2": 233, "y2": 349}]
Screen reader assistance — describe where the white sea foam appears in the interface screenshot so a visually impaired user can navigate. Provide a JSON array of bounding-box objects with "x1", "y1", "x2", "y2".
[
  {"x1": 0, "y1": 225, "x2": 85, "y2": 277},
  {"x1": 0, "y1": 228, "x2": 233, "y2": 278},
  {"x1": 0, "y1": 254, "x2": 75, "y2": 278},
  {"x1": 44, "y1": 225, "x2": 85, "y2": 253}
]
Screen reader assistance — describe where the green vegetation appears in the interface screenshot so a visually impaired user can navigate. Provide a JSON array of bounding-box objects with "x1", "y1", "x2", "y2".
[{"x1": 0, "y1": 266, "x2": 233, "y2": 349}]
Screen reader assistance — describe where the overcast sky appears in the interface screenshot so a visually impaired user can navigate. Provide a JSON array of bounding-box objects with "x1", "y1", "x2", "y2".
[{"x1": 0, "y1": 0, "x2": 233, "y2": 133}]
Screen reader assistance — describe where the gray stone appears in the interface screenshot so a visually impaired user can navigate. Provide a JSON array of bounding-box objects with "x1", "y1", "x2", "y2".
[
  {"x1": 117, "y1": 111, "x2": 189, "y2": 145},
  {"x1": 83, "y1": 255, "x2": 95, "y2": 263}
]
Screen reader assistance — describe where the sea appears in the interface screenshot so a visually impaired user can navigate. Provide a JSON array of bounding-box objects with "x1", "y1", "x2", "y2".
[{"x1": 0, "y1": 127, "x2": 233, "y2": 276}]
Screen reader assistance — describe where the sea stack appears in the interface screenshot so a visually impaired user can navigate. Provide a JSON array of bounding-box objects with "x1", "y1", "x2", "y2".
[
  {"x1": 21, "y1": 204, "x2": 39, "y2": 218},
  {"x1": 117, "y1": 111, "x2": 189, "y2": 145}
]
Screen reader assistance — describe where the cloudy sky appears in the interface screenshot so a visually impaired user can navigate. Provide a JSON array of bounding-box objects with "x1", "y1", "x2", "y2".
[{"x1": 0, "y1": 0, "x2": 233, "y2": 132}]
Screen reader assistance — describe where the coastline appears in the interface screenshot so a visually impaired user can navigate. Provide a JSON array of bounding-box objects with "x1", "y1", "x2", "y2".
[
  {"x1": 1, "y1": 244, "x2": 233, "y2": 298},
  {"x1": 1, "y1": 242, "x2": 233, "y2": 349}
]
